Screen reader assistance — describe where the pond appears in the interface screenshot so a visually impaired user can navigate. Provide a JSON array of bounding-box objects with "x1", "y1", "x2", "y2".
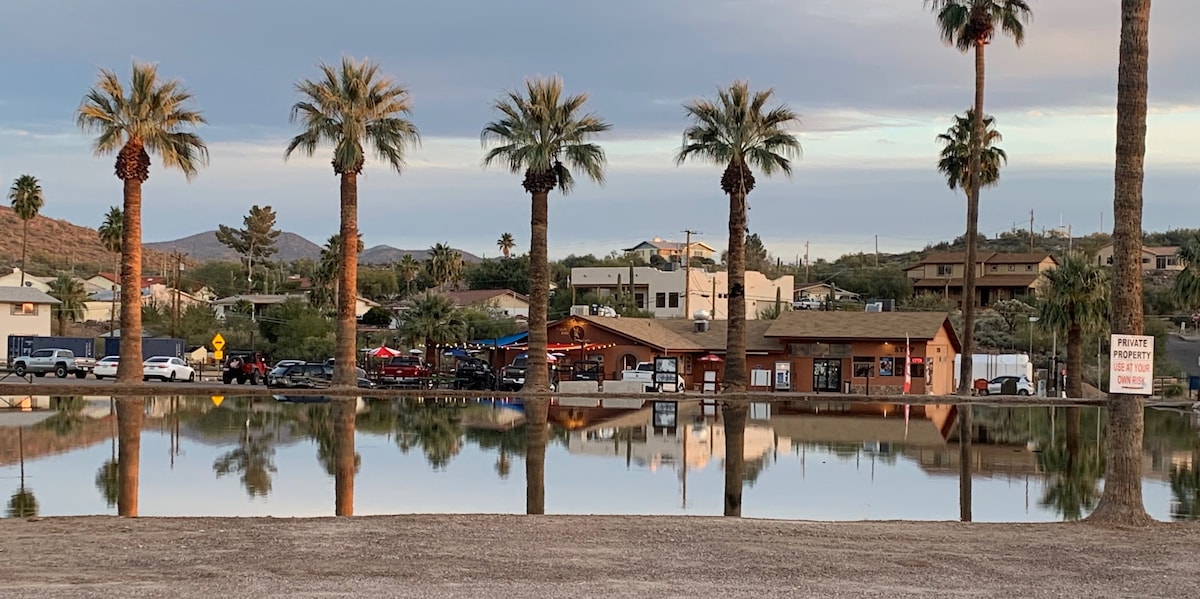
[{"x1": 1, "y1": 395, "x2": 1197, "y2": 522}]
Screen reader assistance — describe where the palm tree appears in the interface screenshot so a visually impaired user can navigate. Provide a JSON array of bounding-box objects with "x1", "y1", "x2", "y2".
[
  {"x1": 98, "y1": 207, "x2": 123, "y2": 334},
  {"x1": 1088, "y1": 0, "x2": 1153, "y2": 527},
  {"x1": 1038, "y1": 253, "x2": 1109, "y2": 399},
  {"x1": 676, "y1": 81, "x2": 801, "y2": 392},
  {"x1": 936, "y1": 110, "x2": 1007, "y2": 191},
  {"x1": 927, "y1": 0, "x2": 1032, "y2": 395},
  {"x1": 8, "y1": 175, "x2": 44, "y2": 286},
  {"x1": 1172, "y1": 237, "x2": 1200, "y2": 309},
  {"x1": 398, "y1": 254, "x2": 421, "y2": 297},
  {"x1": 481, "y1": 77, "x2": 610, "y2": 393},
  {"x1": 425, "y1": 243, "x2": 463, "y2": 290},
  {"x1": 497, "y1": 232, "x2": 516, "y2": 258},
  {"x1": 285, "y1": 57, "x2": 420, "y2": 388},
  {"x1": 47, "y1": 274, "x2": 87, "y2": 336},
  {"x1": 399, "y1": 292, "x2": 468, "y2": 367},
  {"x1": 76, "y1": 61, "x2": 208, "y2": 382}
]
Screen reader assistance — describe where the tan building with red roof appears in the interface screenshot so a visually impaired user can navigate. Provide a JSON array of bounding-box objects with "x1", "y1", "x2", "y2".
[{"x1": 905, "y1": 251, "x2": 1057, "y2": 308}]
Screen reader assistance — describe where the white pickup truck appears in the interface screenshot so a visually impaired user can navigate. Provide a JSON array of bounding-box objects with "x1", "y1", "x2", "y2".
[
  {"x1": 621, "y1": 362, "x2": 686, "y2": 392},
  {"x1": 11, "y1": 349, "x2": 97, "y2": 379}
]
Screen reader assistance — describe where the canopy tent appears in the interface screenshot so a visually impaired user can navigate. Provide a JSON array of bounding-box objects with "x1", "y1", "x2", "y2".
[
  {"x1": 468, "y1": 332, "x2": 529, "y2": 347},
  {"x1": 366, "y1": 345, "x2": 403, "y2": 358}
]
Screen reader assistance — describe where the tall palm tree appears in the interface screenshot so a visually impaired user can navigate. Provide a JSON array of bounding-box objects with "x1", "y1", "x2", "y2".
[
  {"x1": 927, "y1": 0, "x2": 1032, "y2": 395},
  {"x1": 285, "y1": 57, "x2": 420, "y2": 387},
  {"x1": 1088, "y1": 0, "x2": 1153, "y2": 527},
  {"x1": 76, "y1": 61, "x2": 208, "y2": 382},
  {"x1": 98, "y1": 207, "x2": 123, "y2": 335},
  {"x1": 47, "y1": 274, "x2": 87, "y2": 335},
  {"x1": 399, "y1": 292, "x2": 467, "y2": 367},
  {"x1": 425, "y1": 243, "x2": 463, "y2": 290},
  {"x1": 936, "y1": 110, "x2": 1007, "y2": 191},
  {"x1": 1171, "y1": 237, "x2": 1200, "y2": 309},
  {"x1": 398, "y1": 254, "x2": 421, "y2": 296},
  {"x1": 481, "y1": 76, "x2": 611, "y2": 393},
  {"x1": 676, "y1": 81, "x2": 801, "y2": 392},
  {"x1": 1038, "y1": 253, "x2": 1109, "y2": 399},
  {"x1": 8, "y1": 175, "x2": 44, "y2": 286},
  {"x1": 497, "y1": 232, "x2": 516, "y2": 258}
]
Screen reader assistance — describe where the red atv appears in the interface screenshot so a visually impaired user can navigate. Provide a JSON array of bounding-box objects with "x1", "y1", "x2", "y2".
[{"x1": 222, "y1": 351, "x2": 268, "y2": 385}]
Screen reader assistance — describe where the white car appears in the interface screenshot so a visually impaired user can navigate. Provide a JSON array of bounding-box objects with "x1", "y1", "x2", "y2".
[
  {"x1": 93, "y1": 356, "x2": 120, "y2": 379},
  {"x1": 143, "y1": 356, "x2": 195, "y2": 382}
]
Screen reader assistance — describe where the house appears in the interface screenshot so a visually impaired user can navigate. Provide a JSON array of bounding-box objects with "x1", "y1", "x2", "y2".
[
  {"x1": 0, "y1": 268, "x2": 51, "y2": 292},
  {"x1": 623, "y1": 237, "x2": 717, "y2": 265},
  {"x1": 906, "y1": 252, "x2": 1058, "y2": 307},
  {"x1": 445, "y1": 289, "x2": 530, "y2": 318},
  {"x1": 0, "y1": 286, "x2": 61, "y2": 363},
  {"x1": 794, "y1": 283, "x2": 861, "y2": 302},
  {"x1": 85, "y1": 272, "x2": 120, "y2": 295},
  {"x1": 570, "y1": 266, "x2": 794, "y2": 319},
  {"x1": 212, "y1": 293, "x2": 378, "y2": 319},
  {"x1": 522, "y1": 310, "x2": 958, "y2": 394},
  {"x1": 1094, "y1": 243, "x2": 1183, "y2": 271}
]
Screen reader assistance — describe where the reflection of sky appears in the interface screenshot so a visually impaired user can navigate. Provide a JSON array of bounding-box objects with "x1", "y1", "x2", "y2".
[{"x1": 0, "y1": 429, "x2": 1180, "y2": 522}]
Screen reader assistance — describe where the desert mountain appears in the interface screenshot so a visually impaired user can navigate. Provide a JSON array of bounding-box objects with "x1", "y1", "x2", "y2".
[
  {"x1": 0, "y1": 205, "x2": 174, "y2": 274},
  {"x1": 145, "y1": 231, "x2": 323, "y2": 263}
]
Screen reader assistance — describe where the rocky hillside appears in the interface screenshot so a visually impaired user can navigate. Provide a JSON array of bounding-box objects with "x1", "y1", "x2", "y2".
[
  {"x1": 0, "y1": 205, "x2": 174, "y2": 274},
  {"x1": 145, "y1": 231, "x2": 323, "y2": 262}
]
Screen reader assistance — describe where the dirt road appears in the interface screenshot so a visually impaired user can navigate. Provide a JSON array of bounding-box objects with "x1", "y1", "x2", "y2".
[{"x1": 1, "y1": 515, "x2": 1197, "y2": 598}]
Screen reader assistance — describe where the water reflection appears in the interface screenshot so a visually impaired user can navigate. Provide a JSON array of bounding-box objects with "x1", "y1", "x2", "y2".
[{"x1": 2, "y1": 395, "x2": 1197, "y2": 521}]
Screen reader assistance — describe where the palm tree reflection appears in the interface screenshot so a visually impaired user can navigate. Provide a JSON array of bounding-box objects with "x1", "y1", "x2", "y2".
[
  {"x1": 6, "y1": 427, "x2": 37, "y2": 519},
  {"x1": 524, "y1": 398, "x2": 549, "y2": 515},
  {"x1": 1038, "y1": 407, "x2": 1101, "y2": 521},
  {"x1": 722, "y1": 399, "x2": 748, "y2": 517},
  {"x1": 333, "y1": 400, "x2": 357, "y2": 517},
  {"x1": 116, "y1": 398, "x2": 144, "y2": 517}
]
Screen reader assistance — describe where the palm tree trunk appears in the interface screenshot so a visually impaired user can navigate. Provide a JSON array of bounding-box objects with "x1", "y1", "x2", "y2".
[
  {"x1": 110, "y1": 254, "x2": 119, "y2": 335},
  {"x1": 1089, "y1": 0, "x2": 1153, "y2": 527},
  {"x1": 724, "y1": 186, "x2": 749, "y2": 392},
  {"x1": 116, "y1": 398, "x2": 144, "y2": 517},
  {"x1": 524, "y1": 190, "x2": 551, "y2": 393},
  {"x1": 116, "y1": 177, "x2": 144, "y2": 382},
  {"x1": 333, "y1": 399, "x2": 355, "y2": 516},
  {"x1": 20, "y1": 219, "x2": 28, "y2": 286},
  {"x1": 722, "y1": 400, "x2": 748, "y2": 517},
  {"x1": 524, "y1": 397, "x2": 549, "y2": 514},
  {"x1": 957, "y1": 40, "x2": 986, "y2": 396},
  {"x1": 1066, "y1": 323, "x2": 1084, "y2": 398},
  {"x1": 333, "y1": 172, "x2": 359, "y2": 388},
  {"x1": 958, "y1": 405, "x2": 973, "y2": 521}
]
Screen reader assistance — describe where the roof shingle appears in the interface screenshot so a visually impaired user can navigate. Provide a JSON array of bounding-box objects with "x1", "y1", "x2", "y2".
[{"x1": 0, "y1": 286, "x2": 61, "y2": 304}]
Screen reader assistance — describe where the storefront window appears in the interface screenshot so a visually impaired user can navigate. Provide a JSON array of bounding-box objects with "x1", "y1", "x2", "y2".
[{"x1": 852, "y1": 356, "x2": 874, "y2": 377}]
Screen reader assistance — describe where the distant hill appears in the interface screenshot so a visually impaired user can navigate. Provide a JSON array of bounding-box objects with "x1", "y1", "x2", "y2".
[
  {"x1": 360, "y1": 245, "x2": 482, "y2": 265},
  {"x1": 145, "y1": 231, "x2": 323, "y2": 263},
  {"x1": 0, "y1": 205, "x2": 174, "y2": 274}
]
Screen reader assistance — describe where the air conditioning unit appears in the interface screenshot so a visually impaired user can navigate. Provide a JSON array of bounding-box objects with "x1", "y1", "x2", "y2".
[
  {"x1": 694, "y1": 319, "x2": 710, "y2": 333},
  {"x1": 569, "y1": 305, "x2": 589, "y2": 316}
]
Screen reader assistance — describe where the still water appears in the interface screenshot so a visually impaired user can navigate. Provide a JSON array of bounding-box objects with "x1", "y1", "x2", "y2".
[{"x1": 1, "y1": 395, "x2": 1197, "y2": 522}]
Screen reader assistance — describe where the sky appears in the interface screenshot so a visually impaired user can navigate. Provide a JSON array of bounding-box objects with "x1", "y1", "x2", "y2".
[{"x1": 1, "y1": 0, "x2": 1197, "y2": 263}]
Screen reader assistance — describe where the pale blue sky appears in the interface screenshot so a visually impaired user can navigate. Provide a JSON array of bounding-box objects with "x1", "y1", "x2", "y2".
[{"x1": 1, "y1": 0, "x2": 1197, "y2": 261}]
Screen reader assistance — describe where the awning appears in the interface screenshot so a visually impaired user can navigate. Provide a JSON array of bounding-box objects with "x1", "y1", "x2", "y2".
[
  {"x1": 503, "y1": 342, "x2": 608, "y2": 351},
  {"x1": 469, "y1": 332, "x2": 529, "y2": 347}
]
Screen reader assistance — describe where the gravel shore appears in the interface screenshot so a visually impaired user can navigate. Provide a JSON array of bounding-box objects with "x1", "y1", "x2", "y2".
[{"x1": 1, "y1": 515, "x2": 1197, "y2": 598}]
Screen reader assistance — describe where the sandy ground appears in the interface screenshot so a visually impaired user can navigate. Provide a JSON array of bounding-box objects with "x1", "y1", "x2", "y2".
[{"x1": 0, "y1": 516, "x2": 1197, "y2": 598}]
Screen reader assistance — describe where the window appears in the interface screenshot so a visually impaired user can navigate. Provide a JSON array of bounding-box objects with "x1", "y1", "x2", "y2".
[
  {"x1": 11, "y1": 302, "x2": 37, "y2": 316},
  {"x1": 936, "y1": 265, "x2": 953, "y2": 276},
  {"x1": 1007, "y1": 264, "x2": 1016, "y2": 272},
  {"x1": 655, "y1": 293, "x2": 666, "y2": 308},
  {"x1": 989, "y1": 265, "x2": 997, "y2": 272},
  {"x1": 852, "y1": 356, "x2": 875, "y2": 378},
  {"x1": 878, "y1": 357, "x2": 895, "y2": 377},
  {"x1": 1157, "y1": 256, "x2": 1177, "y2": 269},
  {"x1": 1106, "y1": 255, "x2": 1114, "y2": 265},
  {"x1": 634, "y1": 293, "x2": 645, "y2": 309},
  {"x1": 1025, "y1": 265, "x2": 1034, "y2": 271},
  {"x1": 668, "y1": 292, "x2": 680, "y2": 308},
  {"x1": 909, "y1": 361, "x2": 926, "y2": 378}
]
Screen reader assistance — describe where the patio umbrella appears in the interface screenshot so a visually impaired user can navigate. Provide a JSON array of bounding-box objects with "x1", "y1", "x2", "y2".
[
  {"x1": 698, "y1": 354, "x2": 724, "y2": 363},
  {"x1": 367, "y1": 345, "x2": 403, "y2": 358},
  {"x1": 444, "y1": 348, "x2": 470, "y2": 359}
]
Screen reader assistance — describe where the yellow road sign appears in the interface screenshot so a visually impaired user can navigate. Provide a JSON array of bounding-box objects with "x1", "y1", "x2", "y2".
[
  {"x1": 211, "y1": 396, "x2": 224, "y2": 407},
  {"x1": 213, "y1": 349, "x2": 224, "y2": 361},
  {"x1": 211, "y1": 333, "x2": 226, "y2": 351}
]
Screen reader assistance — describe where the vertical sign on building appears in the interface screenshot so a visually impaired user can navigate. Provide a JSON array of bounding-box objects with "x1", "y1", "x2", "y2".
[{"x1": 1108, "y1": 334, "x2": 1154, "y2": 395}]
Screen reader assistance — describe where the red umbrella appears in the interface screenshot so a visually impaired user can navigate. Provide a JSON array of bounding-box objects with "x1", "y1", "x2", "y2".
[
  {"x1": 367, "y1": 345, "x2": 403, "y2": 358},
  {"x1": 698, "y1": 354, "x2": 724, "y2": 363}
]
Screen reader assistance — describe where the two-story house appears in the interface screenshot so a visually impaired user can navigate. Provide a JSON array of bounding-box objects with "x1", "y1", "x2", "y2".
[
  {"x1": 0, "y1": 286, "x2": 60, "y2": 363},
  {"x1": 1094, "y1": 243, "x2": 1183, "y2": 271},
  {"x1": 623, "y1": 237, "x2": 717, "y2": 265},
  {"x1": 570, "y1": 266, "x2": 793, "y2": 319},
  {"x1": 906, "y1": 252, "x2": 1058, "y2": 307}
]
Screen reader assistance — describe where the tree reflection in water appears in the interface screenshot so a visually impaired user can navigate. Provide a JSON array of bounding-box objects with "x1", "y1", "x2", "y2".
[
  {"x1": 1169, "y1": 455, "x2": 1200, "y2": 521},
  {"x1": 6, "y1": 427, "x2": 37, "y2": 519},
  {"x1": 722, "y1": 399, "x2": 748, "y2": 517},
  {"x1": 116, "y1": 398, "x2": 144, "y2": 517},
  {"x1": 212, "y1": 412, "x2": 279, "y2": 498},
  {"x1": 332, "y1": 399, "x2": 356, "y2": 517},
  {"x1": 1037, "y1": 407, "x2": 1102, "y2": 521},
  {"x1": 524, "y1": 398, "x2": 549, "y2": 515}
]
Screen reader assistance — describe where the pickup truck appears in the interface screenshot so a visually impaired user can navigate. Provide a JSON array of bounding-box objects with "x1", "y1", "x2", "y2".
[
  {"x1": 499, "y1": 353, "x2": 558, "y2": 392},
  {"x1": 11, "y1": 348, "x2": 97, "y2": 379},
  {"x1": 792, "y1": 297, "x2": 824, "y2": 310},
  {"x1": 620, "y1": 361, "x2": 686, "y2": 392},
  {"x1": 379, "y1": 356, "x2": 432, "y2": 387}
]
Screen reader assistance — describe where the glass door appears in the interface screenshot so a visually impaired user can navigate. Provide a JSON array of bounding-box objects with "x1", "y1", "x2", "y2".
[{"x1": 813, "y1": 358, "x2": 842, "y2": 392}]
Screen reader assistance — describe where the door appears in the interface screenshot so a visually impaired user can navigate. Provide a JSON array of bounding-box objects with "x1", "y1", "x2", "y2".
[{"x1": 813, "y1": 358, "x2": 842, "y2": 393}]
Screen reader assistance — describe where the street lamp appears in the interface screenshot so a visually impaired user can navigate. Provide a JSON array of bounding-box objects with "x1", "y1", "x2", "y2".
[{"x1": 1028, "y1": 316, "x2": 1039, "y2": 356}]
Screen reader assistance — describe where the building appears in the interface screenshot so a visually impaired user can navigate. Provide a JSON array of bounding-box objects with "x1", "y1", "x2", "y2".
[
  {"x1": 1094, "y1": 243, "x2": 1182, "y2": 271},
  {"x1": 445, "y1": 289, "x2": 530, "y2": 318},
  {"x1": 0, "y1": 268, "x2": 51, "y2": 292},
  {"x1": 623, "y1": 237, "x2": 717, "y2": 265},
  {"x1": 570, "y1": 266, "x2": 794, "y2": 319},
  {"x1": 212, "y1": 293, "x2": 377, "y2": 319},
  {"x1": 794, "y1": 283, "x2": 861, "y2": 302},
  {"x1": 0, "y1": 286, "x2": 61, "y2": 363},
  {"x1": 906, "y1": 252, "x2": 1058, "y2": 307},
  {"x1": 84, "y1": 272, "x2": 120, "y2": 295}
]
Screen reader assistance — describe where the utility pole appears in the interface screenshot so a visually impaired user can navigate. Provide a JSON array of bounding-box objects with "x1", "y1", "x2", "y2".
[
  {"x1": 874, "y1": 235, "x2": 880, "y2": 268},
  {"x1": 681, "y1": 229, "x2": 701, "y2": 319},
  {"x1": 1067, "y1": 224, "x2": 1073, "y2": 253},
  {"x1": 804, "y1": 241, "x2": 810, "y2": 284},
  {"x1": 170, "y1": 251, "x2": 183, "y2": 338},
  {"x1": 1029, "y1": 209, "x2": 1035, "y2": 252}
]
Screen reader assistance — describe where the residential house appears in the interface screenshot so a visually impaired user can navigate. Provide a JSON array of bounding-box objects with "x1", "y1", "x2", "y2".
[
  {"x1": 518, "y1": 310, "x2": 958, "y2": 394},
  {"x1": 212, "y1": 293, "x2": 378, "y2": 319},
  {"x1": 906, "y1": 252, "x2": 1058, "y2": 307},
  {"x1": 85, "y1": 284, "x2": 210, "y2": 323},
  {"x1": 0, "y1": 268, "x2": 51, "y2": 292},
  {"x1": 445, "y1": 289, "x2": 530, "y2": 318},
  {"x1": 570, "y1": 266, "x2": 794, "y2": 319},
  {"x1": 0, "y1": 286, "x2": 61, "y2": 363},
  {"x1": 85, "y1": 272, "x2": 120, "y2": 295},
  {"x1": 1094, "y1": 243, "x2": 1183, "y2": 271},
  {"x1": 794, "y1": 283, "x2": 861, "y2": 302},
  {"x1": 623, "y1": 237, "x2": 717, "y2": 265}
]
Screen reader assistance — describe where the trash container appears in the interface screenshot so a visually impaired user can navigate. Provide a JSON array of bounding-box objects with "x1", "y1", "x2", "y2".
[{"x1": 843, "y1": 380, "x2": 851, "y2": 394}]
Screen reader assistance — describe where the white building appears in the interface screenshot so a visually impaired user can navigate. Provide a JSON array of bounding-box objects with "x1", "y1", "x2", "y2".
[
  {"x1": 0, "y1": 268, "x2": 52, "y2": 292},
  {"x1": 0, "y1": 286, "x2": 61, "y2": 363},
  {"x1": 570, "y1": 266, "x2": 794, "y2": 319}
]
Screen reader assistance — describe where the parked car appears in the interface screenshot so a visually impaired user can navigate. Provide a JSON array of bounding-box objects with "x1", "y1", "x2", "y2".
[
  {"x1": 143, "y1": 356, "x2": 195, "y2": 382},
  {"x1": 266, "y1": 360, "x2": 306, "y2": 386},
  {"x1": 92, "y1": 356, "x2": 120, "y2": 379},
  {"x1": 222, "y1": 351, "x2": 268, "y2": 385},
  {"x1": 324, "y1": 358, "x2": 368, "y2": 379},
  {"x1": 267, "y1": 362, "x2": 374, "y2": 389},
  {"x1": 379, "y1": 356, "x2": 433, "y2": 387},
  {"x1": 453, "y1": 357, "x2": 496, "y2": 390},
  {"x1": 11, "y1": 349, "x2": 96, "y2": 379},
  {"x1": 981, "y1": 375, "x2": 1033, "y2": 396}
]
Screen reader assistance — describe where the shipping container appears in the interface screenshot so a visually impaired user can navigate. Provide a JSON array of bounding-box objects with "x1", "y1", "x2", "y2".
[
  {"x1": 102, "y1": 337, "x2": 186, "y2": 359},
  {"x1": 6, "y1": 335, "x2": 97, "y2": 365}
]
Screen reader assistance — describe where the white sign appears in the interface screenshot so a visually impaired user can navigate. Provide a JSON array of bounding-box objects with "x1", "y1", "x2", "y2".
[{"x1": 1109, "y1": 334, "x2": 1155, "y2": 395}]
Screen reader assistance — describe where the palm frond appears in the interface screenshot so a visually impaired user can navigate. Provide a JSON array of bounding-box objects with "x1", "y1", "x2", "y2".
[
  {"x1": 676, "y1": 80, "x2": 802, "y2": 177},
  {"x1": 936, "y1": 109, "x2": 1006, "y2": 191},
  {"x1": 926, "y1": 0, "x2": 1033, "y2": 50}
]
